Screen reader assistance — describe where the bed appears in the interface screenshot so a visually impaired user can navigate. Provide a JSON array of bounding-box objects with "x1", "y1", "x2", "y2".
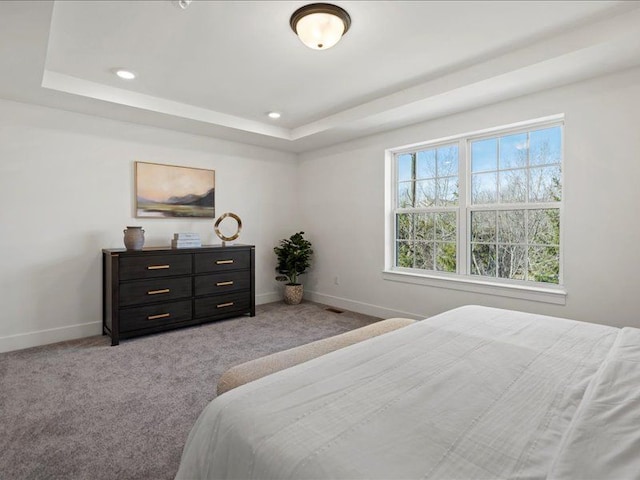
[{"x1": 175, "y1": 305, "x2": 640, "y2": 479}]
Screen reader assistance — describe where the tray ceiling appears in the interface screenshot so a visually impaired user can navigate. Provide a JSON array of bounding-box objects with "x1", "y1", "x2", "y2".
[{"x1": 1, "y1": 1, "x2": 639, "y2": 152}]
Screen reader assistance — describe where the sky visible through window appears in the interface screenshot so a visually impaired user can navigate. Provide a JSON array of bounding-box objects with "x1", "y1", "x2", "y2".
[{"x1": 472, "y1": 128, "x2": 561, "y2": 171}]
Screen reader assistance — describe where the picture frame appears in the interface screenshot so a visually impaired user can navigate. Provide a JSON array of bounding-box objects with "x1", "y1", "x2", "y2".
[{"x1": 135, "y1": 162, "x2": 215, "y2": 218}]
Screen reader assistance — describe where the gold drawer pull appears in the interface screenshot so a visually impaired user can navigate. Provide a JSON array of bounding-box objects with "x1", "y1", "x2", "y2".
[
  {"x1": 147, "y1": 265, "x2": 170, "y2": 270},
  {"x1": 216, "y1": 281, "x2": 234, "y2": 286},
  {"x1": 217, "y1": 302, "x2": 234, "y2": 308},
  {"x1": 147, "y1": 289, "x2": 170, "y2": 295},
  {"x1": 148, "y1": 313, "x2": 170, "y2": 320},
  {"x1": 216, "y1": 260, "x2": 234, "y2": 265}
]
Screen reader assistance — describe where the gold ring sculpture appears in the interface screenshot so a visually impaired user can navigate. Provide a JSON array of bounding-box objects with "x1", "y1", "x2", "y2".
[{"x1": 214, "y1": 212, "x2": 242, "y2": 244}]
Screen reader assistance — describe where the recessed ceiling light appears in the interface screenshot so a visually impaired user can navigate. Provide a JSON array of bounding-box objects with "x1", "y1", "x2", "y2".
[
  {"x1": 114, "y1": 69, "x2": 136, "y2": 80},
  {"x1": 267, "y1": 112, "x2": 281, "y2": 119}
]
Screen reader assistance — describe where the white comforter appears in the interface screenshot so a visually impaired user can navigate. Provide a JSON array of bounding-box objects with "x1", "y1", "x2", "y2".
[{"x1": 176, "y1": 306, "x2": 639, "y2": 479}]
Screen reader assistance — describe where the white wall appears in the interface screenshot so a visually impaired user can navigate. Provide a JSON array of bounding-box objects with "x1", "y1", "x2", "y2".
[
  {"x1": 2, "y1": 67, "x2": 639, "y2": 353},
  {"x1": 299, "y1": 67, "x2": 640, "y2": 329},
  {"x1": 0, "y1": 99, "x2": 298, "y2": 352}
]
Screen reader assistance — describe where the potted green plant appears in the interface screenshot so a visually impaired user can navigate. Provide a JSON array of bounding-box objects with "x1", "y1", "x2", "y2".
[{"x1": 274, "y1": 231, "x2": 313, "y2": 305}]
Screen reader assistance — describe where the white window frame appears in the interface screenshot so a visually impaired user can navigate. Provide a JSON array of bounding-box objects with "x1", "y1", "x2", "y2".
[{"x1": 383, "y1": 115, "x2": 566, "y2": 305}]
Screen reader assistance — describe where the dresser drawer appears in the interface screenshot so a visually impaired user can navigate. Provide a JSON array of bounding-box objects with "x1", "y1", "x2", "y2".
[
  {"x1": 119, "y1": 254, "x2": 192, "y2": 281},
  {"x1": 119, "y1": 277, "x2": 192, "y2": 307},
  {"x1": 194, "y1": 292, "x2": 251, "y2": 319},
  {"x1": 195, "y1": 270, "x2": 250, "y2": 296},
  {"x1": 194, "y1": 250, "x2": 250, "y2": 274},
  {"x1": 119, "y1": 300, "x2": 192, "y2": 333}
]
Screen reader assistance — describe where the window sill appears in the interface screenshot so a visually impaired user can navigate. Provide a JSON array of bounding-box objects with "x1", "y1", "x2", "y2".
[{"x1": 382, "y1": 269, "x2": 566, "y2": 305}]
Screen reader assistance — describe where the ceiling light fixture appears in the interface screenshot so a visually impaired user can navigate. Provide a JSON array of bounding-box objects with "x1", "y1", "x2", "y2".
[
  {"x1": 114, "y1": 69, "x2": 136, "y2": 80},
  {"x1": 290, "y1": 3, "x2": 351, "y2": 51},
  {"x1": 267, "y1": 112, "x2": 282, "y2": 119}
]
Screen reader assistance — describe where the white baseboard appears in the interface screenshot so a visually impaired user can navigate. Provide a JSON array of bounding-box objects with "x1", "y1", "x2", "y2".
[
  {"x1": 0, "y1": 292, "x2": 282, "y2": 354},
  {"x1": 304, "y1": 290, "x2": 426, "y2": 320},
  {"x1": 0, "y1": 292, "x2": 403, "y2": 354},
  {"x1": 256, "y1": 291, "x2": 281, "y2": 305},
  {"x1": 0, "y1": 321, "x2": 102, "y2": 354}
]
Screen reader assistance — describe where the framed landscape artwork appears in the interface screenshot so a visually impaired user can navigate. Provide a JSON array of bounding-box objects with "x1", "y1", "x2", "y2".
[{"x1": 135, "y1": 162, "x2": 215, "y2": 218}]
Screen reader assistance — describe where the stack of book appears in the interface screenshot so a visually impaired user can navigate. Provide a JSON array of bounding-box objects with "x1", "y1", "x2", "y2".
[{"x1": 171, "y1": 233, "x2": 202, "y2": 249}]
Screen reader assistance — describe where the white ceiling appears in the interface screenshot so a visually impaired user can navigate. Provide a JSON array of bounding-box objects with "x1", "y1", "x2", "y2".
[{"x1": 1, "y1": 1, "x2": 640, "y2": 152}]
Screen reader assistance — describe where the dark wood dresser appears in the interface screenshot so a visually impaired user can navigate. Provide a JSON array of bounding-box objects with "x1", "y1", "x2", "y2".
[{"x1": 103, "y1": 245, "x2": 255, "y2": 345}]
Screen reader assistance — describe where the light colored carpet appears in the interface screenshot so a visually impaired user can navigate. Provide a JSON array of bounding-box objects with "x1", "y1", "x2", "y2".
[{"x1": 0, "y1": 301, "x2": 380, "y2": 480}]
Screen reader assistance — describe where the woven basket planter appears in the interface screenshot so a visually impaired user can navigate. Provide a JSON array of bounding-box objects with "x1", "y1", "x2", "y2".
[{"x1": 283, "y1": 284, "x2": 304, "y2": 305}]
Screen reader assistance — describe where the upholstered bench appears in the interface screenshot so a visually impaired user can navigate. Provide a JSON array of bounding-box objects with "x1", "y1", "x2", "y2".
[{"x1": 217, "y1": 317, "x2": 416, "y2": 395}]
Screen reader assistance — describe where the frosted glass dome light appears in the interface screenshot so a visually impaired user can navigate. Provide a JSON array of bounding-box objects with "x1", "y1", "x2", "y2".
[{"x1": 290, "y1": 3, "x2": 351, "y2": 51}]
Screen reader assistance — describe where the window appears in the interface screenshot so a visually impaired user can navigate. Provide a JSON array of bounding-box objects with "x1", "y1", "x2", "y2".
[
  {"x1": 396, "y1": 145, "x2": 459, "y2": 273},
  {"x1": 389, "y1": 118, "x2": 563, "y2": 291}
]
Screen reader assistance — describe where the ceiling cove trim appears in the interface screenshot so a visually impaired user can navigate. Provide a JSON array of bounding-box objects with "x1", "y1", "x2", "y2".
[{"x1": 41, "y1": 70, "x2": 292, "y2": 140}]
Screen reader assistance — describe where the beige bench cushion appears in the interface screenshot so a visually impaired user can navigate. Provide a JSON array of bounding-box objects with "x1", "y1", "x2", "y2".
[{"x1": 217, "y1": 317, "x2": 416, "y2": 395}]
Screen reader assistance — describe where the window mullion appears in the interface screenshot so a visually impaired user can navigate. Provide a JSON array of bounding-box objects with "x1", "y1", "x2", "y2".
[
  {"x1": 524, "y1": 209, "x2": 530, "y2": 282},
  {"x1": 458, "y1": 138, "x2": 468, "y2": 276},
  {"x1": 411, "y1": 153, "x2": 417, "y2": 209}
]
